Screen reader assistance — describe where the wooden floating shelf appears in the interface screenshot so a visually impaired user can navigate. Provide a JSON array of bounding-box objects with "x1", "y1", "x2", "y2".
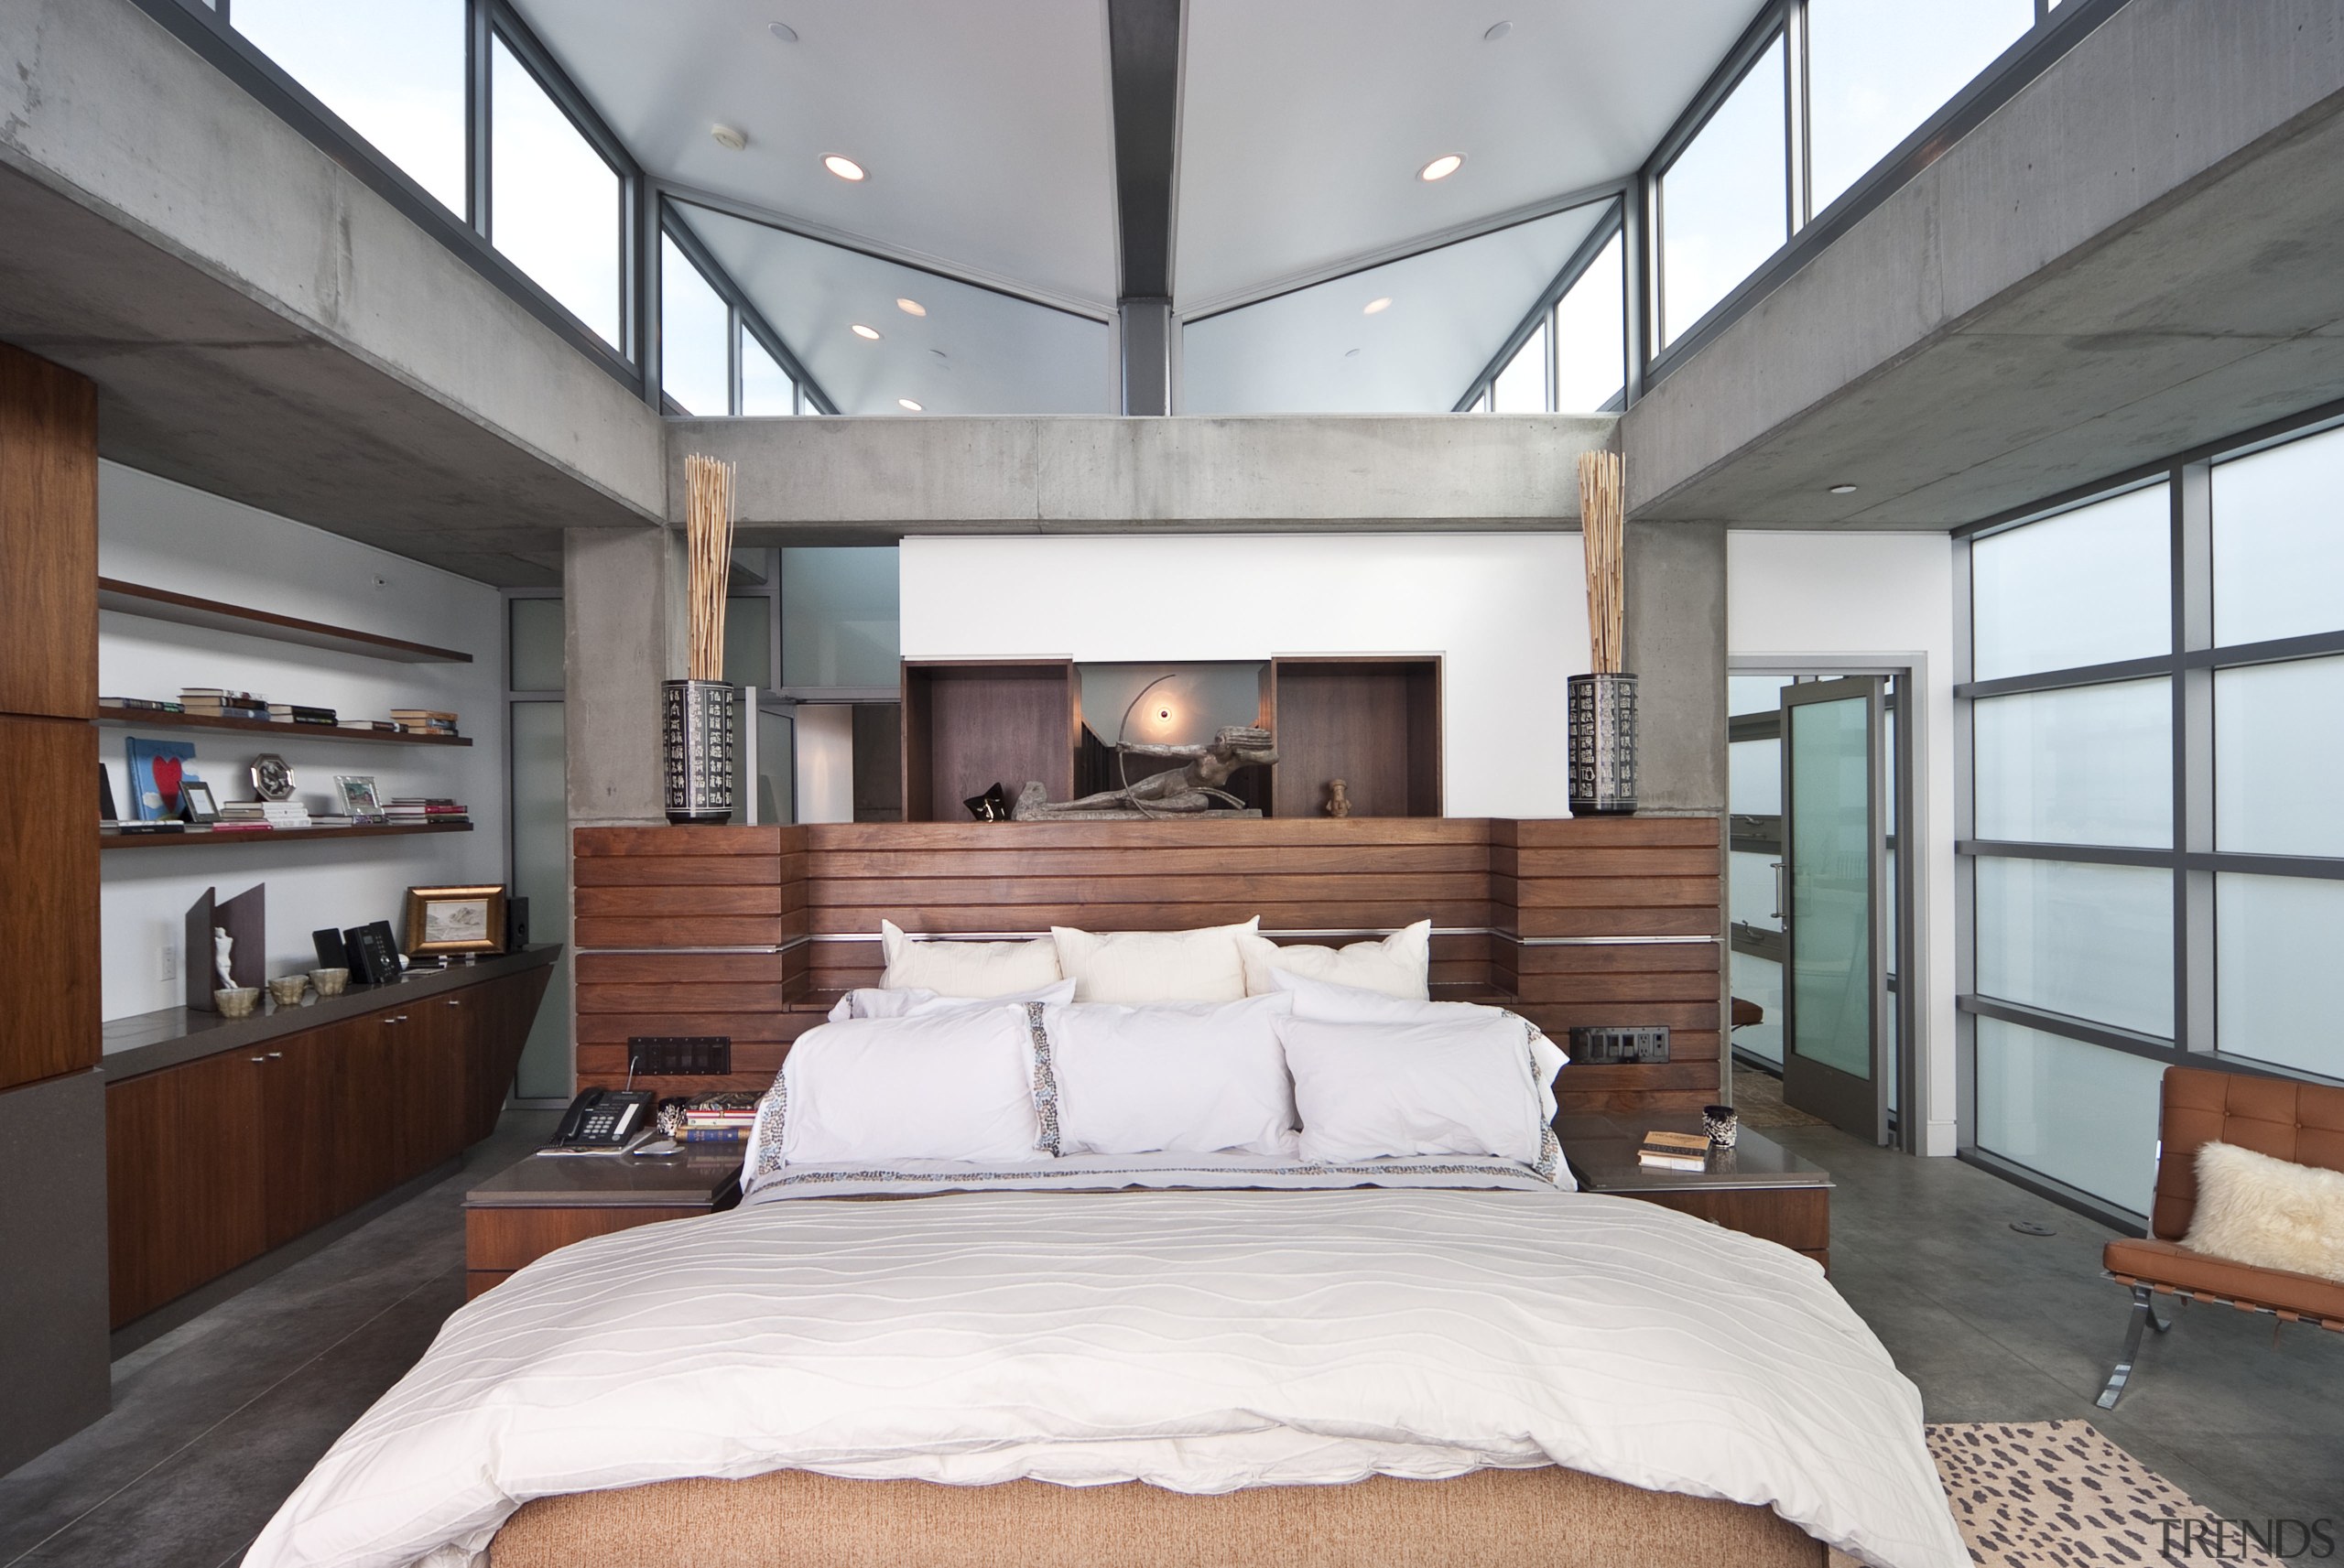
[
  {"x1": 98, "y1": 578, "x2": 472, "y2": 665},
  {"x1": 101, "y1": 822, "x2": 474, "y2": 850},
  {"x1": 93, "y1": 709, "x2": 472, "y2": 746}
]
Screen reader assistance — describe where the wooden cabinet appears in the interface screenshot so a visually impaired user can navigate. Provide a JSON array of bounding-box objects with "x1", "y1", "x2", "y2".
[
  {"x1": 259, "y1": 1029, "x2": 339, "y2": 1249},
  {"x1": 106, "y1": 1051, "x2": 266, "y2": 1325}
]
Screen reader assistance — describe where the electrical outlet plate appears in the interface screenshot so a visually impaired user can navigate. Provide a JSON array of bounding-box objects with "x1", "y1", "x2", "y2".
[
  {"x1": 159, "y1": 942, "x2": 177, "y2": 982},
  {"x1": 626, "y1": 1036, "x2": 732, "y2": 1076}
]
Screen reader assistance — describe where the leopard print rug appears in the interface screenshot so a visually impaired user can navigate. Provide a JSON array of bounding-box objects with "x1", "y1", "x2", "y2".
[{"x1": 1927, "y1": 1421, "x2": 2283, "y2": 1567}]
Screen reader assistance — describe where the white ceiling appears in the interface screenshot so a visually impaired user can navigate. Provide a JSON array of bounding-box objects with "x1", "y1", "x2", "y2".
[
  {"x1": 514, "y1": 0, "x2": 1764, "y2": 415},
  {"x1": 1182, "y1": 202, "x2": 1608, "y2": 414}
]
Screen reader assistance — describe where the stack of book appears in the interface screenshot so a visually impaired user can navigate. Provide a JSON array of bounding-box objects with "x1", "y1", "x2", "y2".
[
  {"x1": 99, "y1": 696, "x2": 184, "y2": 714},
  {"x1": 385, "y1": 796, "x2": 470, "y2": 827},
  {"x1": 666, "y1": 1095, "x2": 760, "y2": 1144},
  {"x1": 181, "y1": 687, "x2": 270, "y2": 721},
  {"x1": 391, "y1": 708, "x2": 460, "y2": 738},
  {"x1": 337, "y1": 718, "x2": 400, "y2": 733},
  {"x1": 267, "y1": 702, "x2": 338, "y2": 727},
  {"x1": 1637, "y1": 1130, "x2": 1713, "y2": 1172},
  {"x1": 217, "y1": 799, "x2": 314, "y2": 831}
]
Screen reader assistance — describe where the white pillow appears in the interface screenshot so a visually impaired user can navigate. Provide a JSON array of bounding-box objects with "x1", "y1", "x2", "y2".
[
  {"x1": 1241, "y1": 920, "x2": 1431, "y2": 1000},
  {"x1": 776, "y1": 1007, "x2": 1043, "y2": 1166},
  {"x1": 2182, "y1": 1141, "x2": 2344, "y2": 1283},
  {"x1": 1050, "y1": 918, "x2": 1260, "y2": 1004},
  {"x1": 828, "y1": 979, "x2": 1076, "y2": 1022},
  {"x1": 1272, "y1": 970, "x2": 1568, "y2": 1123},
  {"x1": 880, "y1": 918, "x2": 1063, "y2": 997},
  {"x1": 1038, "y1": 995, "x2": 1297, "y2": 1158},
  {"x1": 1280, "y1": 1014, "x2": 1555, "y2": 1172}
]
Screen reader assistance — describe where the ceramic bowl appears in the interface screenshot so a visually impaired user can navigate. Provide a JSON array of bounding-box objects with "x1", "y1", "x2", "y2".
[
  {"x1": 309, "y1": 967, "x2": 351, "y2": 998},
  {"x1": 267, "y1": 975, "x2": 309, "y2": 1007},
  {"x1": 215, "y1": 987, "x2": 262, "y2": 1020}
]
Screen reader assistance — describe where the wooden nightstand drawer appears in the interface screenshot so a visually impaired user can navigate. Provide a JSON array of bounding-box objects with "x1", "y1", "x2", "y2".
[{"x1": 464, "y1": 1204, "x2": 710, "y2": 1272}]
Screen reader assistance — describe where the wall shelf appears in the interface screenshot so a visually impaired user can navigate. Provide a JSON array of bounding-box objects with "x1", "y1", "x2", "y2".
[
  {"x1": 97, "y1": 579, "x2": 472, "y2": 665},
  {"x1": 101, "y1": 822, "x2": 473, "y2": 850},
  {"x1": 93, "y1": 709, "x2": 471, "y2": 746}
]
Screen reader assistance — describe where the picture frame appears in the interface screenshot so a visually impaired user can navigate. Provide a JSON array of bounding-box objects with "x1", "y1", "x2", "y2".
[
  {"x1": 402, "y1": 884, "x2": 507, "y2": 957},
  {"x1": 179, "y1": 779, "x2": 221, "y2": 825},
  {"x1": 334, "y1": 773, "x2": 385, "y2": 824},
  {"x1": 125, "y1": 737, "x2": 199, "y2": 822}
]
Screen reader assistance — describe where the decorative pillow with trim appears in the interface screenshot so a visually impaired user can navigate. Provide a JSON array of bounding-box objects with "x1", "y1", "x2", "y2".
[
  {"x1": 1241, "y1": 919, "x2": 1431, "y2": 1000},
  {"x1": 2182, "y1": 1140, "x2": 2344, "y2": 1284},
  {"x1": 879, "y1": 918, "x2": 1063, "y2": 997},
  {"x1": 1050, "y1": 918, "x2": 1261, "y2": 1004}
]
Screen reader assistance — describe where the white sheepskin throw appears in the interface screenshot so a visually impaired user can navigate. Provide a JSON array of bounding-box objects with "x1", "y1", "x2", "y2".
[{"x1": 2181, "y1": 1141, "x2": 2344, "y2": 1284}]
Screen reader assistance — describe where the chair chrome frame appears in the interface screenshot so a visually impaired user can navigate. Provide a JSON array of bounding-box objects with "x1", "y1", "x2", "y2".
[{"x1": 2095, "y1": 1281, "x2": 2174, "y2": 1410}]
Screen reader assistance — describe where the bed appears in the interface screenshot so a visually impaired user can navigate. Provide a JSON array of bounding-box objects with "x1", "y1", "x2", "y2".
[{"x1": 244, "y1": 934, "x2": 1964, "y2": 1568}]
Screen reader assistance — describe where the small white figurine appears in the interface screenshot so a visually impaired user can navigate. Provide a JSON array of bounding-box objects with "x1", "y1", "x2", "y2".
[{"x1": 214, "y1": 925, "x2": 235, "y2": 990}]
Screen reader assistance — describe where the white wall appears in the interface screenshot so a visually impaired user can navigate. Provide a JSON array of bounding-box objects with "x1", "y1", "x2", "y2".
[
  {"x1": 98, "y1": 463, "x2": 508, "y2": 1027},
  {"x1": 899, "y1": 534, "x2": 1589, "y2": 819},
  {"x1": 1727, "y1": 531, "x2": 1959, "y2": 1156}
]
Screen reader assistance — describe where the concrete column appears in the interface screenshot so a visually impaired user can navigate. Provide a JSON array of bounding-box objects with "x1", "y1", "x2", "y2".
[
  {"x1": 564, "y1": 525, "x2": 680, "y2": 827},
  {"x1": 1622, "y1": 519, "x2": 1726, "y2": 815}
]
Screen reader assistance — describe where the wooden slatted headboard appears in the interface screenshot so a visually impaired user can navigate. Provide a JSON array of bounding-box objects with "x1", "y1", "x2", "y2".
[{"x1": 571, "y1": 816, "x2": 1722, "y2": 1114}]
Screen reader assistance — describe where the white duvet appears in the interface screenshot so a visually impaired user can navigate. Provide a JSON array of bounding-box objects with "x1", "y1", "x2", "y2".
[{"x1": 244, "y1": 1179, "x2": 1965, "y2": 1568}]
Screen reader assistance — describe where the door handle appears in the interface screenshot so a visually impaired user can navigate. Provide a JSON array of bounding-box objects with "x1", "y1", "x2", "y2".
[{"x1": 1771, "y1": 861, "x2": 1785, "y2": 922}]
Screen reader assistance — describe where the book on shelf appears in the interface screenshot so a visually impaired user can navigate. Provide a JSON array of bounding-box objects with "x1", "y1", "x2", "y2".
[
  {"x1": 183, "y1": 704, "x2": 271, "y2": 721},
  {"x1": 99, "y1": 697, "x2": 184, "y2": 713},
  {"x1": 671, "y1": 1126, "x2": 749, "y2": 1143},
  {"x1": 388, "y1": 709, "x2": 459, "y2": 720},
  {"x1": 1636, "y1": 1129, "x2": 1712, "y2": 1172},
  {"x1": 267, "y1": 704, "x2": 339, "y2": 725},
  {"x1": 338, "y1": 719, "x2": 399, "y2": 731}
]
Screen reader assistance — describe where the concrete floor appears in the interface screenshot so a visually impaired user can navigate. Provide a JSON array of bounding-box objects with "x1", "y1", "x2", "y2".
[{"x1": 1, "y1": 1112, "x2": 2337, "y2": 1565}]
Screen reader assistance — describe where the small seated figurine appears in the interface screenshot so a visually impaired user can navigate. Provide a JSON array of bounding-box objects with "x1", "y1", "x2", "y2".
[
  {"x1": 1014, "y1": 726, "x2": 1278, "y2": 819},
  {"x1": 1325, "y1": 779, "x2": 1352, "y2": 818}
]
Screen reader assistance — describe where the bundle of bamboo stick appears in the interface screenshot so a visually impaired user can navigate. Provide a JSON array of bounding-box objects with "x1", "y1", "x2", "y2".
[
  {"x1": 1579, "y1": 449, "x2": 1625, "y2": 676},
  {"x1": 684, "y1": 453, "x2": 737, "y2": 683}
]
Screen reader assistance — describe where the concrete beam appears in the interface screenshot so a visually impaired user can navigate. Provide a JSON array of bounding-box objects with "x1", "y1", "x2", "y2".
[
  {"x1": 0, "y1": 0, "x2": 666, "y2": 584},
  {"x1": 667, "y1": 414, "x2": 1614, "y2": 536},
  {"x1": 1626, "y1": 0, "x2": 2344, "y2": 528}
]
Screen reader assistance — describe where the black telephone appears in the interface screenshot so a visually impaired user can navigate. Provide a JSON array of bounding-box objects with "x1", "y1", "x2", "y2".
[{"x1": 548, "y1": 1088, "x2": 657, "y2": 1150}]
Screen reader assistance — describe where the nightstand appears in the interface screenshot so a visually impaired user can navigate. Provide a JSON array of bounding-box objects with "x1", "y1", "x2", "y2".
[
  {"x1": 462, "y1": 1147, "x2": 743, "y2": 1299},
  {"x1": 1556, "y1": 1114, "x2": 1833, "y2": 1271}
]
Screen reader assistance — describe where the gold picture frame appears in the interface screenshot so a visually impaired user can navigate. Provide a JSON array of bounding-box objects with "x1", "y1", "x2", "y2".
[{"x1": 402, "y1": 884, "x2": 507, "y2": 957}]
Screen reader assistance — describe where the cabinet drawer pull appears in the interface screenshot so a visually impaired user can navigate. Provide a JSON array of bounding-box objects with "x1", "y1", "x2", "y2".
[{"x1": 250, "y1": 1055, "x2": 266, "y2": 1063}]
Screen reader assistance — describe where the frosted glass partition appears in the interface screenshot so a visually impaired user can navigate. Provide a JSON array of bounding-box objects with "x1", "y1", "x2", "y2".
[
  {"x1": 1970, "y1": 486, "x2": 2169, "y2": 679},
  {"x1": 1659, "y1": 36, "x2": 1788, "y2": 348},
  {"x1": 1786, "y1": 694, "x2": 1872, "y2": 1079},
  {"x1": 723, "y1": 596, "x2": 773, "y2": 690},
  {"x1": 661, "y1": 235, "x2": 731, "y2": 416},
  {"x1": 234, "y1": 0, "x2": 467, "y2": 217},
  {"x1": 508, "y1": 597, "x2": 565, "y2": 693},
  {"x1": 1731, "y1": 948, "x2": 1784, "y2": 1066},
  {"x1": 2211, "y1": 424, "x2": 2344, "y2": 645},
  {"x1": 754, "y1": 708, "x2": 796, "y2": 826},
  {"x1": 1972, "y1": 678, "x2": 2171, "y2": 847},
  {"x1": 2215, "y1": 656, "x2": 2344, "y2": 859},
  {"x1": 490, "y1": 38, "x2": 621, "y2": 348},
  {"x1": 1974, "y1": 858, "x2": 2173, "y2": 1037},
  {"x1": 509, "y1": 699, "x2": 571, "y2": 1098},
  {"x1": 782, "y1": 548, "x2": 900, "y2": 688},
  {"x1": 1806, "y1": 0, "x2": 2033, "y2": 215},
  {"x1": 2217, "y1": 873, "x2": 2344, "y2": 1080},
  {"x1": 1975, "y1": 1018, "x2": 2165, "y2": 1217},
  {"x1": 1553, "y1": 231, "x2": 1625, "y2": 414},
  {"x1": 1490, "y1": 319, "x2": 1546, "y2": 413},
  {"x1": 1729, "y1": 735, "x2": 1781, "y2": 817},
  {"x1": 1730, "y1": 850, "x2": 1781, "y2": 933}
]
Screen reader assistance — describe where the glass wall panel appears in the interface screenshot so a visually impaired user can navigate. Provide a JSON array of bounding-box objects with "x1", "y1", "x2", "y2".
[
  {"x1": 2217, "y1": 873, "x2": 2344, "y2": 1080},
  {"x1": 660, "y1": 234, "x2": 732, "y2": 416},
  {"x1": 1975, "y1": 858, "x2": 2173, "y2": 1037},
  {"x1": 490, "y1": 38, "x2": 621, "y2": 348},
  {"x1": 755, "y1": 707, "x2": 796, "y2": 825},
  {"x1": 1660, "y1": 36, "x2": 1788, "y2": 349},
  {"x1": 508, "y1": 698, "x2": 571, "y2": 1098},
  {"x1": 741, "y1": 330, "x2": 797, "y2": 416},
  {"x1": 1729, "y1": 674, "x2": 1796, "y2": 716},
  {"x1": 1806, "y1": 0, "x2": 2033, "y2": 215},
  {"x1": 1972, "y1": 678, "x2": 2171, "y2": 848},
  {"x1": 1970, "y1": 485, "x2": 2170, "y2": 680},
  {"x1": 234, "y1": 0, "x2": 467, "y2": 216},
  {"x1": 1552, "y1": 231, "x2": 1625, "y2": 413},
  {"x1": 723, "y1": 595, "x2": 773, "y2": 690},
  {"x1": 1731, "y1": 948, "x2": 1785, "y2": 1066},
  {"x1": 2211, "y1": 424, "x2": 2344, "y2": 646},
  {"x1": 1730, "y1": 850, "x2": 1782, "y2": 933},
  {"x1": 1787, "y1": 693, "x2": 1873, "y2": 1078},
  {"x1": 1975, "y1": 1018, "x2": 2166, "y2": 1216},
  {"x1": 2215, "y1": 655, "x2": 2344, "y2": 858},
  {"x1": 508, "y1": 597, "x2": 565, "y2": 692},
  {"x1": 781, "y1": 547, "x2": 900, "y2": 688},
  {"x1": 1489, "y1": 319, "x2": 1546, "y2": 412},
  {"x1": 1729, "y1": 735, "x2": 1782, "y2": 817}
]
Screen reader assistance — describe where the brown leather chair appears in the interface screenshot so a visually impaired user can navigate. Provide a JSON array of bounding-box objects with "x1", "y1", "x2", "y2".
[{"x1": 2097, "y1": 1065, "x2": 2344, "y2": 1407}]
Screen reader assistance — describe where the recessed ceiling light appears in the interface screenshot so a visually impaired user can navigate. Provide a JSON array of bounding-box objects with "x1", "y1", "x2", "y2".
[
  {"x1": 897, "y1": 398, "x2": 923, "y2": 412},
  {"x1": 1829, "y1": 483, "x2": 1858, "y2": 494},
  {"x1": 1419, "y1": 154, "x2": 1464, "y2": 182},
  {"x1": 851, "y1": 324, "x2": 882, "y2": 341},
  {"x1": 929, "y1": 349, "x2": 948, "y2": 360},
  {"x1": 1483, "y1": 20, "x2": 1514, "y2": 40},
  {"x1": 823, "y1": 154, "x2": 866, "y2": 181},
  {"x1": 896, "y1": 297, "x2": 927, "y2": 317},
  {"x1": 1343, "y1": 348, "x2": 1361, "y2": 358},
  {"x1": 711, "y1": 124, "x2": 748, "y2": 152},
  {"x1": 1362, "y1": 297, "x2": 1393, "y2": 315},
  {"x1": 766, "y1": 21, "x2": 798, "y2": 43}
]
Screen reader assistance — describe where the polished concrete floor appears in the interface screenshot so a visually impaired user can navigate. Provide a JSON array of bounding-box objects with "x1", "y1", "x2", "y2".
[{"x1": 2, "y1": 1110, "x2": 2338, "y2": 1565}]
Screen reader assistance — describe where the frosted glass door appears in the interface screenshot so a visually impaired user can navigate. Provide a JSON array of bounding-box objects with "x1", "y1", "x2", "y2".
[{"x1": 1782, "y1": 678, "x2": 1885, "y2": 1141}]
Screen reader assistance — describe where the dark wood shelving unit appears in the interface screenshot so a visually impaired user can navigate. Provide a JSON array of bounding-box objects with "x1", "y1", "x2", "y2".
[
  {"x1": 97, "y1": 578, "x2": 472, "y2": 664},
  {"x1": 901, "y1": 660, "x2": 1080, "y2": 823},
  {"x1": 101, "y1": 822, "x2": 473, "y2": 850},
  {"x1": 93, "y1": 709, "x2": 471, "y2": 746},
  {"x1": 1265, "y1": 655, "x2": 1443, "y2": 819}
]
